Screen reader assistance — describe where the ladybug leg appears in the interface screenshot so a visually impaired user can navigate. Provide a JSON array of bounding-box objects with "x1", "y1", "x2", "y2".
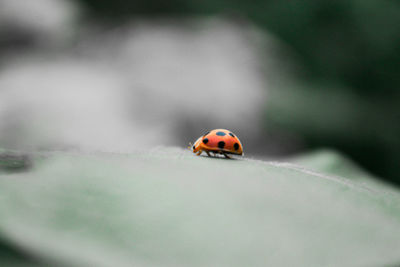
[
  {"x1": 222, "y1": 152, "x2": 231, "y2": 159},
  {"x1": 206, "y1": 151, "x2": 211, "y2": 157},
  {"x1": 196, "y1": 150, "x2": 202, "y2": 156}
]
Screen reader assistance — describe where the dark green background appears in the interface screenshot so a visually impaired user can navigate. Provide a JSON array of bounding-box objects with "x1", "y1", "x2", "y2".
[{"x1": 77, "y1": 0, "x2": 400, "y2": 184}]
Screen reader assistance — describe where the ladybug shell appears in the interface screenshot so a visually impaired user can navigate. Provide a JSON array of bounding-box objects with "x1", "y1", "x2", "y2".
[{"x1": 199, "y1": 129, "x2": 243, "y2": 155}]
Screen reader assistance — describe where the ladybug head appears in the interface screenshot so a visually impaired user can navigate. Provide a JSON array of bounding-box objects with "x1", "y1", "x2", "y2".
[
  {"x1": 188, "y1": 142, "x2": 199, "y2": 152},
  {"x1": 188, "y1": 136, "x2": 202, "y2": 153}
]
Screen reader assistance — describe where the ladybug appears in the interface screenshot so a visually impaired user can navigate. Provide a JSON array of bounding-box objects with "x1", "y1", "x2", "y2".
[{"x1": 188, "y1": 129, "x2": 243, "y2": 158}]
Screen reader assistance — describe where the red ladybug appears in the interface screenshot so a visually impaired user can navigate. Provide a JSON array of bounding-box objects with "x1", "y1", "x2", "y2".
[{"x1": 189, "y1": 129, "x2": 243, "y2": 158}]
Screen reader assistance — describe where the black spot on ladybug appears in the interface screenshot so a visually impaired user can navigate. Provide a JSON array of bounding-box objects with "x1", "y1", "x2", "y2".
[
  {"x1": 234, "y1": 143, "x2": 239, "y2": 150},
  {"x1": 203, "y1": 131, "x2": 210, "y2": 137},
  {"x1": 203, "y1": 138, "x2": 209, "y2": 144},
  {"x1": 192, "y1": 145, "x2": 195, "y2": 150},
  {"x1": 216, "y1": 131, "x2": 226, "y2": 136},
  {"x1": 229, "y1": 133, "x2": 235, "y2": 137},
  {"x1": 218, "y1": 141, "x2": 225, "y2": 149}
]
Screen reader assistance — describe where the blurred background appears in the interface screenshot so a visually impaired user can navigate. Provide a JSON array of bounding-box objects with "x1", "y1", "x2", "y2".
[{"x1": 0, "y1": 0, "x2": 399, "y2": 184}]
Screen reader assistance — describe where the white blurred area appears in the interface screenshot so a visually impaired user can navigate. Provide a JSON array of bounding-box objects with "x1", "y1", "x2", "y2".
[
  {"x1": 0, "y1": 0, "x2": 274, "y2": 153},
  {"x1": 0, "y1": 0, "x2": 79, "y2": 47}
]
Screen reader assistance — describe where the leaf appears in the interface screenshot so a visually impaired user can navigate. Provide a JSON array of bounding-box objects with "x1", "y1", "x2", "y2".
[{"x1": 0, "y1": 147, "x2": 400, "y2": 266}]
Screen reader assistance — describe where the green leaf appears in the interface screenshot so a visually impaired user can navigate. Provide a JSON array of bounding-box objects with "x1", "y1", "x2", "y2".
[{"x1": 0, "y1": 147, "x2": 400, "y2": 266}]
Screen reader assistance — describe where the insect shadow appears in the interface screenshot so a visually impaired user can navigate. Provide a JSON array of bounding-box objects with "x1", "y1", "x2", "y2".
[{"x1": 199, "y1": 154, "x2": 238, "y2": 160}]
